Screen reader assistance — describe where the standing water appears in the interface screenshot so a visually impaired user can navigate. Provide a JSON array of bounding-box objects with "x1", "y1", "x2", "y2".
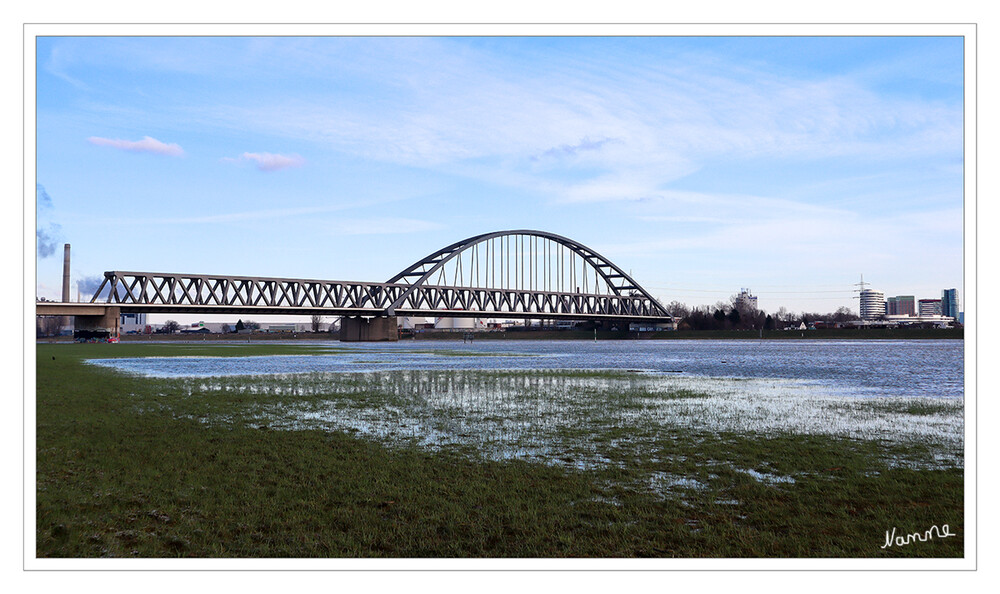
[{"x1": 87, "y1": 339, "x2": 965, "y2": 473}]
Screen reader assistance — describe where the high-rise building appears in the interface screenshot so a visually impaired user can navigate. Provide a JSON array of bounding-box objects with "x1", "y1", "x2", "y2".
[
  {"x1": 734, "y1": 288, "x2": 758, "y2": 311},
  {"x1": 859, "y1": 288, "x2": 885, "y2": 320},
  {"x1": 918, "y1": 299, "x2": 942, "y2": 316},
  {"x1": 886, "y1": 295, "x2": 915, "y2": 316},
  {"x1": 941, "y1": 289, "x2": 958, "y2": 319}
]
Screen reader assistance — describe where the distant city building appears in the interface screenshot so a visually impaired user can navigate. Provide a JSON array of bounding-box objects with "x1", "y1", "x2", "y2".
[
  {"x1": 859, "y1": 288, "x2": 885, "y2": 320},
  {"x1": 941, "y1": 289, "x2": 959, "y2": 319},
  {"x1": 120, "y1": 312, "x2": 148, "y2": 333},
  {"x1": 883, "y1": 314, "x2": 954, "y2": 328},
  {"x1": 434, "y1": 317, "x2": 483, "y2": 330},
  {"x1": 120, "y1": 312, "x2": 147, "y2": 326},
  {"x1": 918, "y1": 299, "x2": 942, "y2": 317},
  {"x1": 735, "y1": 288, "x2": 758, "y2": 311},
  {"x1": 398, "y1": 317, "x2": 431, "y2": 330},
  {"x1": 886, "y1": 295, "x2": 915, "y2": 316}
]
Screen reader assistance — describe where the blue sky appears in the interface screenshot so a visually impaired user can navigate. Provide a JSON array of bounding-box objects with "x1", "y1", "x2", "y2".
[{"x1": 34, "y1": 35, "x2": 965, "y2": 320}]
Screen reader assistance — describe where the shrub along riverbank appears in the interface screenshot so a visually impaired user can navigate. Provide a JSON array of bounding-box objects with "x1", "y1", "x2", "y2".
[{"x1": 35, "y1": 343, "x2": 963, "y2": 558}]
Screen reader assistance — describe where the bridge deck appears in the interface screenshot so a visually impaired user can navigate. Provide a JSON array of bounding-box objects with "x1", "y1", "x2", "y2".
[{"x1": 76, "y1": 272, "x2": 673, "y2": 322}]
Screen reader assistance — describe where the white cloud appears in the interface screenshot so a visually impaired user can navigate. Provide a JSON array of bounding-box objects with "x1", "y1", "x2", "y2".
[
  {"x1": 230, "y1": 152, "x2": 305, "y2": 172},
  {"x1": 87, "y1": 135, "x2": 184, "y2": 156}
]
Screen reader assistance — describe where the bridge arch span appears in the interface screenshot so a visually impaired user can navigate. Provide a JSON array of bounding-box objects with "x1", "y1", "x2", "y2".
[{"x1": 385, "y1": 229, "x2": 668, "y2": 317}]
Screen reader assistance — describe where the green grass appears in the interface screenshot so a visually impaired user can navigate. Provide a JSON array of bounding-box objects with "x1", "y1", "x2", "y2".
[{"x1": 36, "y1": 343, "x2": 964, "y2": 558}]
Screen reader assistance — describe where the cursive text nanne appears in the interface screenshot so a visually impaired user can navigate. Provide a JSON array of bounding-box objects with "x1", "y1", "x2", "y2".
[{"x1": 881, "y1": 524, "x2": 956, "y2": 549}]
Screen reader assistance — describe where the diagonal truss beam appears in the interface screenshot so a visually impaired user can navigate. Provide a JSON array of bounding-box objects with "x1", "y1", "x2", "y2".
[{"x1": 88, "y1": 271, "x2": 672, "y2": 322}]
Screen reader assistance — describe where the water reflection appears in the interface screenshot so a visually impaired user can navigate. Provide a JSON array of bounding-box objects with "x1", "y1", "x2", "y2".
[
  {"x1": 153, "y1": 369, "x2": 964, "y2": 474},
  {"x1": 90, "y1": 340, "x2": 965, "y2": 481},
  {"x1": 89, "y1": 338, "x2": 965, "y2": 399}
]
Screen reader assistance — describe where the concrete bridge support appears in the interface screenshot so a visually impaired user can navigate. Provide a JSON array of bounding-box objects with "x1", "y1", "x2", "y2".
[
  {"x1": 339, "y1": 316, "x2": 398, "y2": 342},
  {"x1": 35, "y1": 304, "x2": 121, "y2": 339},
  {"x1": 73, "y1": 306, "x2": 121, "y2": 339}
]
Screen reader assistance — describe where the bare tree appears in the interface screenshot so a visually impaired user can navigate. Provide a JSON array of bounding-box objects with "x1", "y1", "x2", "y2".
[
  {"x1": 163, "y1": 320, "x2": 180, "y2": 334},
  {"x1": 311, "y1": 315, "x2": 324, "y2": 333},
  {"x1": 37, "y1": 316, "x2": 62, "y2": 337},
  {"x1": 832, "y1": 306, "x2": 859, "y2": 322},
  {"x1": 664, "y1": 300, "x2": 690, "y2": 319}
]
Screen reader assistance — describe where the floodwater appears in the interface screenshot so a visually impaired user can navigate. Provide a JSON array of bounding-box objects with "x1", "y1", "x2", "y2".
[
  {"x1": 87, "y1": 340, "x2": 965, "y2": 474},
  {"x1": 89, "y1": 339, "x2": 964, "y2": 399}
]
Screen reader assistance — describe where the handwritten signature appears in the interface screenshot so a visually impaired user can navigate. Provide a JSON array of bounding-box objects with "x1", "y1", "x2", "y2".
[{"x1": 882, "y1": 524, "x2": 957, "y2": 549}]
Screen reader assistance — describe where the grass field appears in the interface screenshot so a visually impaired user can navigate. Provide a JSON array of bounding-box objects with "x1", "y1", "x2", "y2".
[{"x1": 35, "y1": 343, "x2": 964, "y2": 558}]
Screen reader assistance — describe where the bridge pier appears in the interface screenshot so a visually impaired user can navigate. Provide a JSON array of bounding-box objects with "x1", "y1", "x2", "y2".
[
  {"x1": 35, "y1": 304, "x2": 121, "y2": 340},
  {"x1": 339, "y1": 316, "x2": 398, "y2": 342},
  {"x1": 74, "y1": 306, "x2": 120, "y2": 340}
]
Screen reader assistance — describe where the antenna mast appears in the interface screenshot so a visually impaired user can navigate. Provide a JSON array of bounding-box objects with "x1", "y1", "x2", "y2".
[{"x1": 853, "y1": 274, "x2": 870, "y2": 296}]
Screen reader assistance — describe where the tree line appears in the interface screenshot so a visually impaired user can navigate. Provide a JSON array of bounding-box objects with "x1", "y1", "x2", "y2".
[
  {"x1": 663, "y1": 295, "x2": 859, "y2": 331},
  {"x1": 156, "y1": 317, "x2": 329, "y2": 334}
]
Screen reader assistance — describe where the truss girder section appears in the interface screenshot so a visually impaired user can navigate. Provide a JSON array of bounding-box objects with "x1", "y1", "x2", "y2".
[
  {"x1": 90, "y1": 270, "x2": 670, "y2": 322},
  {"x1": 393, "y1": 284, "x2": 661, "y2": 318},
  {"x1": 93, "y1": 272, "x2": 395, "y2": 311}
]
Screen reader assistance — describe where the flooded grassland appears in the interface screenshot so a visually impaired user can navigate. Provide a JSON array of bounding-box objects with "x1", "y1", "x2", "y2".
[{"x1": 36, "y1": 341, "x2": 964, "y2": 558}]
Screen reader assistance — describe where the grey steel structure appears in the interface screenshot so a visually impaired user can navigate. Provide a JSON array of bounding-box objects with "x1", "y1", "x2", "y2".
[{"x1": 87, "y1": 230, "x2": 672, "y2": 323}]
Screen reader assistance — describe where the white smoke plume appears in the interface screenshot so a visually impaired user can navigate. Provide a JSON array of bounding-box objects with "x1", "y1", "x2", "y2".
[{"x1": 36, "y1": 184, "x2": 62, "y2": 258}]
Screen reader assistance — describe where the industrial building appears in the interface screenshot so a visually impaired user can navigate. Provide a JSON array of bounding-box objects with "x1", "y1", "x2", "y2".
[
  {"x1": 432, "y1": 317, "x2": 486, "y2": 331},
  {"x1": 882, "y1": 314, "x2": 954, "y2": 328},
  {"x1": 120, "y1": 312, "x2": 148, "y2": 334}
]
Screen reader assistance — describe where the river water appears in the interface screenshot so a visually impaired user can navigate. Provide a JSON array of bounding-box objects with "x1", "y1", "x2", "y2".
[{"x1": 90, "y1": 339, "x2": 964, "y2": 400}]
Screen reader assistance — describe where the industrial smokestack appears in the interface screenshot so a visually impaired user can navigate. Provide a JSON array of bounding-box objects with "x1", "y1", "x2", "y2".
[
  {"x1": 62, "y1": 243, "x2": 71, "y2": 303},
  {"x1": 62, "y1": 243, "x2": 71, "y2": 332}
]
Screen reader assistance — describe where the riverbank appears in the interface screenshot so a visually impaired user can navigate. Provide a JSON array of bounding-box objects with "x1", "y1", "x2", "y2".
[
  {"x1": 35, "y1": 342, "x2": 963, "y2": 558},
  {"x1": 411, "y1": 327, "x2": 965, "y2": 341},
  {"x1": 33, "y1": 326, "x2": 963, "y2": 343}
]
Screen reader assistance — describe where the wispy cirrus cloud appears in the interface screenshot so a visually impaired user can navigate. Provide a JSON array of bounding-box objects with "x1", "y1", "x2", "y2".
[
  {"x1": 532, "y1": 137, "x2": 621, "y2": 161},
  {"x1": 88, "y1": 135, "x2": 184, "y2": 156},
  {"x1": 325, "y1": 217, "x2": 445, "y2": 236},
  {"x1": 190, "y1": 40, "x2": 960, "y2": 208},
  {"x1": 161, "y1": 204, "x2": 342, "y2": 224},
  {"x1": 223, "y1": 151, "x2": 305, "y2": 172}
]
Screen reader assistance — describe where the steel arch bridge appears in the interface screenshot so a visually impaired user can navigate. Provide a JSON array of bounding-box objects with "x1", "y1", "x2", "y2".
[{"x1": 81, "y1": 230, "x2": 672, "y2": 323}]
